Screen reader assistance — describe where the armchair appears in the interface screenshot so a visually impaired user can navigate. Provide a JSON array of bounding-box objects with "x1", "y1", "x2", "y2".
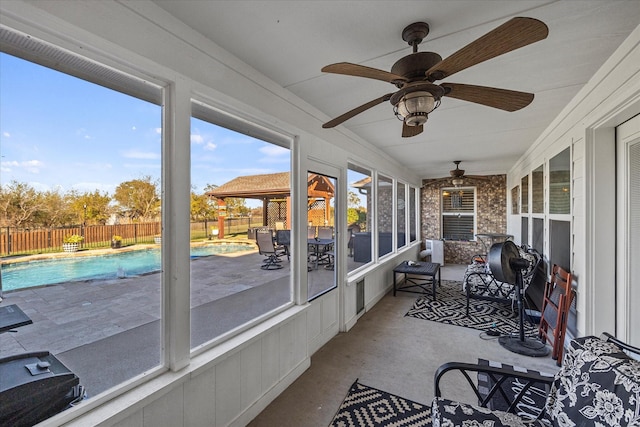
[{"x1": 432, "y1": 333, "x2": 640, "y2": 427}]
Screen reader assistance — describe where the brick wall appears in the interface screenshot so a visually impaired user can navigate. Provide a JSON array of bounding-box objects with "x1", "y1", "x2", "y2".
[{"x1": 421, "y1": 175, "x2": 507, "y2": 264}]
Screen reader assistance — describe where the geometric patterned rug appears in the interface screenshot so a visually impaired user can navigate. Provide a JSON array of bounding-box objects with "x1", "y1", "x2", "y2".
[
  {"x1": 328, "y1": 379, "x2": 431, "y2": 426},
  {"x1": 405, "y1": 280, "x2": 539, "y2": 337}
]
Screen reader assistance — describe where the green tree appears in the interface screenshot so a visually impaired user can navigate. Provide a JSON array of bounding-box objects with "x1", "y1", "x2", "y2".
[
  {"x1": 190, "y1": 190, "x2": 217, "y2": 221},
  {"x1": 113, "y1": 176, "x2": 160, "y2": 222},
  {"x1": 68, "y1": 190, "x2": 113, "y2": 225},
  {"x1": 0, "y1": 180, "x2": 42, "y2": 228},
  {"x1": 33, "y1": 188, "x2": 74, "y2": 227},
  {"x1": 225, "y1": 197, "x2": 249, "y2": 217}
]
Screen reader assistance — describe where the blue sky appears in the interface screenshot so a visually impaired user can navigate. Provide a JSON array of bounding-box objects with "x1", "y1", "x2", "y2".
[{"x1": 0, "y1": 52, "x2": 290, "y2": 202}]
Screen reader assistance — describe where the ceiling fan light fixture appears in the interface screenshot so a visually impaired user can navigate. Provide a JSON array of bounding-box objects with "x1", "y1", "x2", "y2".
[
  {"x1": 452, "y1": 178, "x2": 465, "y2": 187},
  {"x1": 394, "y1": 91, "x2": 440, "y2": 126}
]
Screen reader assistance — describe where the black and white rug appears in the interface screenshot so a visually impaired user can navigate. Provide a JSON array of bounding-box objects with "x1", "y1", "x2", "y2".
[
  {"x1": 405, "y1": 280, "x2": 539, "y2": 336},
  {"x1": 329, "y1": 379, "x2": 431, "y2": 427},
  {"x1": 477, "y1": 359, "x2": 552, "y2": 420}
]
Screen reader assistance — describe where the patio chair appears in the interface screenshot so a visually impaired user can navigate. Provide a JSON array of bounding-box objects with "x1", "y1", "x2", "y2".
[
  {"x1": 317, "y1": 226, "x2": 334, "y2": 239},
  {"x1": 274, "y1": 230, "x2": 290, "y2": 260},
  {"x1": 538, "y1": 264, "x2": 574, "y2": 364},
  {"x1": 256, "y1": 231, "x2": 283, "y2": 270}
]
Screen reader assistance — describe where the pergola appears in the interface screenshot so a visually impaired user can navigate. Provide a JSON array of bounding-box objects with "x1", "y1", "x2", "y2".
[{"x1": 207, "y1": 172, "x2": 335, "y2": 238}]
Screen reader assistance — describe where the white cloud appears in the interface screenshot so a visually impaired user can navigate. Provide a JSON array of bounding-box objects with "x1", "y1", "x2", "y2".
[
  {"x1": 155, "y1": 128, "x2": 162, "y2": 134},
  {"x1": 121, "y1": 149, "x2": 160, "y2": 160},
  {"x1": 76, "y1": 128, "x2": 92, "y2": 140},
  {"x1": 204, "y1": 142, "x2": 217, "y2": 151},
  {"x1": 1, "y1": 159, "x2": 43, "y2": 174},
  {"x1": 132, "y1": 126, "x2": 137, "y2": 131},
  {"x1": 2, "y1": 131, "x2": 10, "y2": 138},
  {"x1": 191, "y1": 134, "x2": 204, "y2": 144}
]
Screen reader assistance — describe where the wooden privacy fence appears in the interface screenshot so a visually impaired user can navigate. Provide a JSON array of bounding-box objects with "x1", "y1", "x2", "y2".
[
  {"x1": 0, "y1": 217, "x2": 265, "y2": 256},
  {"x1": 0, "y1": 223, "x2": 161, "y2": 256}
]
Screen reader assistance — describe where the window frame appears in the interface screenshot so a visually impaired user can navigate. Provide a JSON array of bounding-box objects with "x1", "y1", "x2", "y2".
[{"x1": 440, "y1": 186, "x2": 477, "y2": 241}]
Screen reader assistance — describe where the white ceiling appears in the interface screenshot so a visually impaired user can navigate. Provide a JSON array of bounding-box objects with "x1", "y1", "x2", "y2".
[{"x1": 153, "y1": 0, "x2": 640, "y2": 179}]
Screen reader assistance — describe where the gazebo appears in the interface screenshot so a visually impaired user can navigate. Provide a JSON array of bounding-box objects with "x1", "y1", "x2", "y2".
[{"x1": 207, "y1": 171, "x2": 334, "y2": 238}]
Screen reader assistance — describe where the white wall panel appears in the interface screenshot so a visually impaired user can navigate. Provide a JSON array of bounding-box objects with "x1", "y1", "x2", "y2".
[
  {"x1": 112, "y1": 412, "x2": 143, "y2": 427},
  {"x1": 184, "y1": 369, "x2": 216, "y2": 427},
  {"x1": 260, "y1": 329, "x2": 281, "y2": 391},
  {"x1": 143, "y1": 387, "x2": 184, "y2": 427},
  {"x1": 241, "y1": 340, "x2": 263, "y2": 409},
  {"x1": 215, "y1": 355, "x2": 242, "y2": 426}
]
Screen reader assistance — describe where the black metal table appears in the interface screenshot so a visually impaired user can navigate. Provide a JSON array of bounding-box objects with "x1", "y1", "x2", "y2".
[{"x1": 393, "y1": 261, "x2": 441, "y2": 301}]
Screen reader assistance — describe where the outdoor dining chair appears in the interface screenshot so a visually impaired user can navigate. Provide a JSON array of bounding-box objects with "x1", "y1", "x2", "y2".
[{"x1": 256, "y1": 231, "x2": 283, "y2": 270}]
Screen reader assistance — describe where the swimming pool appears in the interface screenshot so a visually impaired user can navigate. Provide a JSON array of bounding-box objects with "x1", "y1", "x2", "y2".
[{"x1": 1, "y1": 243, "x2": 254, "y2": 292}]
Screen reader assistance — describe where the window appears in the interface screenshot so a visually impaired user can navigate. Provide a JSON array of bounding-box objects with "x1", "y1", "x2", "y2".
[
  {"x1": 409, "y1": 186, "x2": 417, "y2": 243},
  {"x1": 307, "y1": 171, "x2": 336, "y2": 300},
  {"x1": 190, "y1": 104, "x2": 292, "y2": 349},
  {"x1": 532, "y1": 165, "x2": 544, "y2": 213},
  {"x1": 442, "y1": 187, "x2": 475, "y2": 241},
  {"x1": 550, "y1": 147, "x2": 571, "y2": 214},
  {"x1": 377, "y1": 174, "x2": 393, "y2": 257},
  {"x1": 0, "y1": 51, "x2": 163, "y2": 397},
  {"x1": 347, "y1": 163, "x2": 372, "y2": 270},
  {"x1": 511, "y1": 186, "x2": 520, "y2": 214},
  {"x1": 521, "y1": 175, "x2": 529, "y2": 213},
  {"x1": 396, "y1": 182, "x2": 406, "y2": 249}
]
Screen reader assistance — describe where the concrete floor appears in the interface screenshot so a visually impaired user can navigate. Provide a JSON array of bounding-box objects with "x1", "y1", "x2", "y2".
[{"x1": 248, "y1": 264, "x2": 560, "y2": 427}]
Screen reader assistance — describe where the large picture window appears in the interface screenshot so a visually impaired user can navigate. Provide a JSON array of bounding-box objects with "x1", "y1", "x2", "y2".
[
  {"x1": 442, "y1": 187, "x2": 476, "y2": 241},
  {"x1": 0, "y1": 52, "x2": 163, "y2": 398},
  {"x1": 190, "y1": 104, "x2": 292, "y2": 349}
]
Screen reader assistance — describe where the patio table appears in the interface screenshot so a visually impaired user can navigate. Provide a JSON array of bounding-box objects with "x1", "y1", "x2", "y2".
[
  {"x1": 308, "y1": 238, "x2": 334, "y2": 270},
  {"x1": 393, "y1": 261, "x2": 441, "y2": 301}
]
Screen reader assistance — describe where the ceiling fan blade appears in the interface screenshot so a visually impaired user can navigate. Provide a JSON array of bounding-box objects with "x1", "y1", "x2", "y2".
[
  {"x1": 322, "y1": 62, "x2": 407, "y2": 84},
  {"x1": 402, "y1": 122, "x2": 423, "y2": 138},
  {"x1": 442, "y1": 83, "x2": 534, "y2": 111},
  {"x1": 323, "y1": 93, "x2": 394, "y2": 128},
  {"x1": 426, "y1": 17, "x2": 548, "y2": 81}
]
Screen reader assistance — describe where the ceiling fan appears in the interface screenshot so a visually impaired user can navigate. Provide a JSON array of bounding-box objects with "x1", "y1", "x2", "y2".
[
  {"x1": 321, "y1": 17, "x2": 548, "y2": 137},
  {"x1": 424, "y1": 161, "x2": 489, "y2": 186}
]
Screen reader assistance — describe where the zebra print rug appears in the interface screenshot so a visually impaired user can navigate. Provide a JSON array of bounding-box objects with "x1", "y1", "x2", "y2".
[
  {"x1": 405, "y1": 280, "x2": 539, "y2": 336},
  {"x1": 329, "y1": 380, "x2": 431, "y2": 427}
]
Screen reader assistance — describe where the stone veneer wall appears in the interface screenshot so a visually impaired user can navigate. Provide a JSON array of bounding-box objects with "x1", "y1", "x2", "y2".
[{"x1": 421, "y1": 175, "x2": 507, "y2": 264}]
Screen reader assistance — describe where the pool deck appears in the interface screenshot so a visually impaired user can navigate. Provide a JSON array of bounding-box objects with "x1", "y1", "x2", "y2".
[{"x1": 0, "y1": 242, "x2": 337, "y2": 394}]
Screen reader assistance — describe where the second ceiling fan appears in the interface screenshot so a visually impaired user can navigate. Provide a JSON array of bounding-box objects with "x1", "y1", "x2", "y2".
[
  {"x1": 426, "y1": 161, "x2": 489, "y2": 186},
  {"x1": 321, "y1": 17, "x2": 548, "y2": 137}
]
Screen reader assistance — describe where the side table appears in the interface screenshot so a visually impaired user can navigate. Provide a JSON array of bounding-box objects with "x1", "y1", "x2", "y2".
[{"x1": 393, "y1": 261, "x2": 441, "y2": 301}]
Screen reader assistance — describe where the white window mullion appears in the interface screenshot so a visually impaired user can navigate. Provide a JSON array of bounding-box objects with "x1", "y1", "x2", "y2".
[{"x1": 163, "y1": 76, "x2": 192, "y2": 371}]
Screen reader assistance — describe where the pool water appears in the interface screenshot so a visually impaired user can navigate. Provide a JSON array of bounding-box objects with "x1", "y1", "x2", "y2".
[{"x1": 1, "y1": 243, "x2": 253, "y2": 292}]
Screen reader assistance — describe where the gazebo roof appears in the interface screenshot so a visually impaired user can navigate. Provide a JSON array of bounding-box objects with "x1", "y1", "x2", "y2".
[
  {"x1": 207, "y1": 171, "x2": 335, "y2": 200},
  {"x1": 207, "y1": 172, "x2": 291, "y2": 199}
]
